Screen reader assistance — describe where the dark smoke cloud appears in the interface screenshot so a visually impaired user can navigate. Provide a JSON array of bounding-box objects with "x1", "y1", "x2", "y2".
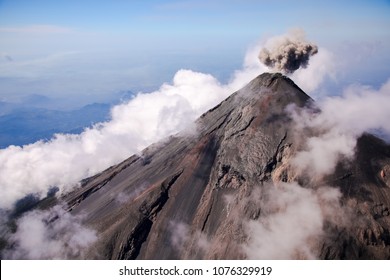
[{"x1": 259, "y1": 29, "x2": 318, "y2": 74}]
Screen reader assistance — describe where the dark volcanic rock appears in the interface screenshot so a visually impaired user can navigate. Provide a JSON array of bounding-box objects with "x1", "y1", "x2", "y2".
[{"x1": 64, "y1": 73, "x2": 390, "y2": 259}]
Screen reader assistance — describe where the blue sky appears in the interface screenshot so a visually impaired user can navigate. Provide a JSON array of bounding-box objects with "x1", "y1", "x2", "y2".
[{"x1": 0, "y1": 0, "x2": 390, "y2": 106}]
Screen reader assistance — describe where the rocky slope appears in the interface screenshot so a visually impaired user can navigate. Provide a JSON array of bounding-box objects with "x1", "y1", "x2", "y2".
[{"x1": 64, "y1": 73, "x2": 390, "y2": 259}]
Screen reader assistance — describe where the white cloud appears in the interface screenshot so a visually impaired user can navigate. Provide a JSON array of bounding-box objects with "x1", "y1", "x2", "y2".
[
  {"x1": 243, "y1": 182, "x2": 342, "y2": 259},
  {"x1": 254, "y1": 29, "x2": 335, "y2": 94},
  {"x1": 0, "y1": 68, "x2": 247, "y2": 209},
  {"x1": 291, "y1": 48, "x2": 335, "y2": 93},
  {"x1": 169, "y1": 220, "x2": 210, "y2": 257},
  {"x1": 290, "y1": 78, "x2": 390, "y2": 177},
  {"x1": 292, "y1": 131, "x2": 356, "y2": 177},
  {"x1": 3, "y1": 206, "x2": 97, "y2": 259}
]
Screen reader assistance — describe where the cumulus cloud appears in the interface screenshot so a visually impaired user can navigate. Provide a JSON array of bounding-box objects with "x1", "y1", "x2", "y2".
[
  {"x1": 2, "y1": 205, "x2": 97, "y2": 259},
  {"x1": 0, "y1": 70, "x2": 226, "y2": 209},
  {"x1": 258, "y1": 29, "x2": 318, "y2": 74},
  {"x1": 0, "y1": 54, "x2": 263, "y2": 210},
  {"x1": 291, "y1": 48, "x2": 335, "y2": 93},
  {"x1": 244, "y1": 182, "x2": 343, "y2": 259},
  {"x1": 290, "y1": 78, "x2": 390, "y2": 177}
]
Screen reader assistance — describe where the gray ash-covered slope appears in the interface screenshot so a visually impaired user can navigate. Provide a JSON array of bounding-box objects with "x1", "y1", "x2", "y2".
[{"x1": 65, "y1": 73, "x2": 390, "y2": 259}]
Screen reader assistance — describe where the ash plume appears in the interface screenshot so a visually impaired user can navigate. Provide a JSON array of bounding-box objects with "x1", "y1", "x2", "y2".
[{"x1": 259, "y1": 29, "x2": 318, "y2": 74}]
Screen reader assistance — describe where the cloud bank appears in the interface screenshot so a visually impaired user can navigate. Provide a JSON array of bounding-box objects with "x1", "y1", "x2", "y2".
[
  {"x1": 244, "y1": 183, "x2": 343, "y2": 259},
  {"x1": 0, "y1": 70, "x2": 235, "y2": 209},
  {"x1": 290, "y1": 78, "x2": 390, "y2": 178},
  {"x1": 3, "y1": 206, "x2": 97, "y2": 259},
  {"x1": 0, "y1": 34, "x2": 280, "y2": 210}
]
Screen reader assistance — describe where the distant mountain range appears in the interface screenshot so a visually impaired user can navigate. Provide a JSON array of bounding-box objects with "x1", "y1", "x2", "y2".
[
  {"x1": 0, "y1": 103, "x2": 111, "y2": 148},
  {"x1": 0, "y1": 91, "x2": 135, "y2": 148}
]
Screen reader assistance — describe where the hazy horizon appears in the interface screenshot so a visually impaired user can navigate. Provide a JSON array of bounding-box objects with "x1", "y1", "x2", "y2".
[{"x1": 1, "y1": 0, "x2": 390, "y2": 108}]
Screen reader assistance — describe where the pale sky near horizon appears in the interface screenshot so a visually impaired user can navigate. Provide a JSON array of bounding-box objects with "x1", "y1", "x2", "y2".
[{"x1": 0, "y1": 0, "x2": 389, "y2": 106}]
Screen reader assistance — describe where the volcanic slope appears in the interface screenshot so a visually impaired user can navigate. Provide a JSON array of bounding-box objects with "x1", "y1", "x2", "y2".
[{"x1": 65, "y1": 73, "x2": 390, "y2": 259}]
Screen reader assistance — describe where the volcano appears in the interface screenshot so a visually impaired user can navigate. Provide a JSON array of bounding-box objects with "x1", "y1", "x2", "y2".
[{"x1": 16, "y1": 73, "x2": 390, "y2": 259}]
